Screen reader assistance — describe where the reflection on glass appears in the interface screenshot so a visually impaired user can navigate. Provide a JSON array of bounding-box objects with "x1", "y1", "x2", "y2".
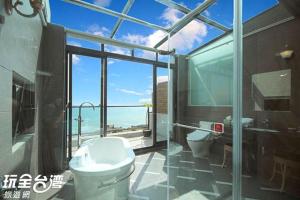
[
  {"x1": 188, "y1": 34, "x2": 233, "y2": 106},
  {"x1": 170, "y1": 23, "x2": 234, "y2": 200},
  {"x1": 242, "y1": 2, "x2": 300, "y2": 200},
  {"x1": 252, "y1": 69, "x2": 291, "y2": 111},
  {"x1": 157, "y1": 68, "x2": 169, "y2": 142}
]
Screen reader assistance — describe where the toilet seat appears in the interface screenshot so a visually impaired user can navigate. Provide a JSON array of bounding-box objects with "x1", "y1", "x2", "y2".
[{"x1": 187, "y1": 130, "x2": 210, "y2": 141}]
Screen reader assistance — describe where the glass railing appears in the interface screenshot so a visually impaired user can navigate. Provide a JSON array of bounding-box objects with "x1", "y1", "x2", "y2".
[
  {"x1": 71, "y1": 105, "x2": 100, "y2": 135},
  {"x1": 69, "y1": 105, "x2": 152, "y2": 136}
]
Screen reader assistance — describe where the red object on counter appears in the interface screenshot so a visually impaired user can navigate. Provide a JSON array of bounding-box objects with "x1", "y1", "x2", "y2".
[{"x1": 213, "y1": 123, "x2": 224, "y2": 133}]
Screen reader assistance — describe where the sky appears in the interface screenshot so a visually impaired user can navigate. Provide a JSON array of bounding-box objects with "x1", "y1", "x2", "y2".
[{"x1": 49, "y1": 0, "x2": 278, "y2": 106}]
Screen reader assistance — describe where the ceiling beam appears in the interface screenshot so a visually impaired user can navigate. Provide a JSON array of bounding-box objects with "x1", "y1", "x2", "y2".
[
  {"x1": 110, "y1": 0, "x2": 135, "y2": 38},
  {"x1": 155, "y1": 0, "x2": 230, "y2": 32},
  {"x1": 154, "y1": 0, "x2": 215, "y2": 48},
  {"x1": 63, "y1": 0, "x2": 168, "y2": 32},
  {"x1": 66, "y1": 28, "x2": 160, "y2": 53}
]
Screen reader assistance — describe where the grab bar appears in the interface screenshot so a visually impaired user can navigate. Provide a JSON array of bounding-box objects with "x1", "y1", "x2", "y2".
[
  {"x1": 173, "y1": 123, "x2": 215, "y2": 133},
  {"x1": 97, "y1": 164, "x2": 135, "y2": 189}
]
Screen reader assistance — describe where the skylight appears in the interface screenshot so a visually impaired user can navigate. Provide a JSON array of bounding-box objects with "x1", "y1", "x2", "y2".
[{"x1": 51, "y1": 0, "x2": 279, "y2": 55}]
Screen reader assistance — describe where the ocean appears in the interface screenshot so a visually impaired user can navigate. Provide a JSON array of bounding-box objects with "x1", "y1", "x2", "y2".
[{"x1": 70, "y1": 107, "x2": 149, "y2": 134}]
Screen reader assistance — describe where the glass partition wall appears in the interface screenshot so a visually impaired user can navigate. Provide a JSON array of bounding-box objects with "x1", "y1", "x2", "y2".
[
  {"x1": 241, "y1": 2, "x2": 300, "y2": 200},
  {"x1": 167, "y1": 36, "x2": 235, "y2": 199},
  {"x1": 164, "y1": 1, "x2": 300, "y2": 200},
  {"x1": 165, "y1": 1, "x2": 236, "y2": 199}
]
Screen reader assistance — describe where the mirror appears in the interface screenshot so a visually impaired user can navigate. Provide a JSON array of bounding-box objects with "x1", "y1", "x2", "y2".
[{"x1": 252, "y1": 69, "x2": 291, "y2": 111}]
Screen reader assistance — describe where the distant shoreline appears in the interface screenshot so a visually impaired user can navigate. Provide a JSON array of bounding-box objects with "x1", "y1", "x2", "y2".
[{"x1": 71, "y1": 124, "x2": 147, "y2": 135}]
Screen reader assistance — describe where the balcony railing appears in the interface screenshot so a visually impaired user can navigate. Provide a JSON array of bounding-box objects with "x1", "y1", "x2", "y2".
[{"x1": 68, "y1": 105, "x2": 152, "y2": 135}]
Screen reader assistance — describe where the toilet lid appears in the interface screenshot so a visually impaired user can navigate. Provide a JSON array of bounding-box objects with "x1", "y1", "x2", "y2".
[{"x1": 187, "y1": 130, "x2": 210, "y2": 141}]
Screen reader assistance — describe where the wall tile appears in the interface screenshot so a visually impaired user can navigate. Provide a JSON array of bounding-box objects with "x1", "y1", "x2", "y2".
[
  {"x1": 0, "y1": 67, "x2": 12, "y2": 112},
  {"x1": 0, "y1": 111, "x2": 12, "y2": 175}
]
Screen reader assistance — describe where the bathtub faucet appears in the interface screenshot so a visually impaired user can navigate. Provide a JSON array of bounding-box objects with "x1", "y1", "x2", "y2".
[{"x1": 77, "y1": 102, "x2": 95, "y2": 148}]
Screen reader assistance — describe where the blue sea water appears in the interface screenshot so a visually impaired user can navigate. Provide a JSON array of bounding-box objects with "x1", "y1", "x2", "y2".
[{"x1": 70, "y1": 107, "x2": 149, "y2": 134}]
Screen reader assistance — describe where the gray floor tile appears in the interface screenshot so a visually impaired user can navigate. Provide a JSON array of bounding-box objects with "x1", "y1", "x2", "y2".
[{"x1": 37, "y1": 151, "x2": 300, "y2": 200}]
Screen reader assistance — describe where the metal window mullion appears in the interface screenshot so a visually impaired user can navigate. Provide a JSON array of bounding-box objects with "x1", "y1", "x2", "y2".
[
  {"x1": 152, "y1": 53, "x2": 158, "y2": 146},
  {"x1": 68, "y1": 53, "x2": 73, "y2": 160},
  {"x1": 64, "y1": 51, "x2": 68, "y2": 164},
  {"x1": 100, "y1": 44, "x2": 104, "y2": 137},
  {"x1": 103, "y1": 57, "x2": 108, "y2": 136},
  {"x1": 166, "y1": 33, "x2": 172, "y2": 200},
  {"x1": 66, "y1": 45, "x2": 170, "y2": 67},
  {"x1": 155, "y1": 0, "x2": 230, "y2": 32},
  {"x1": 66, "y1": 28, "x2": 160, "y2": 53},
  {"x1": 233, "y1": 0, "x2": 243, "y2": 199},
  {"x1": 154, "y1": 0, "x2": 215, "y2": 48},
  {"x1": 110, "y1": 0, "x2": 135, "y2": 38}
]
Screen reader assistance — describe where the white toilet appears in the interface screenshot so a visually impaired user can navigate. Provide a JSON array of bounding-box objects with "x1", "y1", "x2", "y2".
[{"x1": 187, "y1": 121, "x2": 213, "y2": 158}]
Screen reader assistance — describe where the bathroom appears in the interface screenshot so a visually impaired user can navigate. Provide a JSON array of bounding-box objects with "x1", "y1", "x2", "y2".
[{"x1": 1, "y1": 0, "x2": 300, "y2": 199}]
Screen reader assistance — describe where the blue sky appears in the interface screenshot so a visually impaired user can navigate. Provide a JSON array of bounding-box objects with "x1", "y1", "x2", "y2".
[{"x1": 50, "y1": 0, "x2": 278, "y2": 105}]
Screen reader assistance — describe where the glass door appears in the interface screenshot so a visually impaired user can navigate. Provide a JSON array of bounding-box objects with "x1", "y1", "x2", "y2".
[
  {"x1": 107, "y1": 58, "x2": 154, "y2": 149},
  {"x1": 166, "y1": 2, "x2": 235, "y2": 197},
  {"x1": 66, "y1": 53, "x2": 102, "y2": 159}
]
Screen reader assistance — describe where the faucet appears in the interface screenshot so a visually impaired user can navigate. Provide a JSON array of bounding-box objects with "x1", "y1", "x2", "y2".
[
  {"x1": 262, "y1": 118, "x2": 270, "y2": 128},
  {"x1": 77, "y1": 102, "x2": 95, "y2": 148}
]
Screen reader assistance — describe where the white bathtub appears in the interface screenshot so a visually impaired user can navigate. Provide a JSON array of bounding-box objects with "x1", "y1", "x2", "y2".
[{"x1": 69, "y1": 137, "x2": 135, "y2": 200}]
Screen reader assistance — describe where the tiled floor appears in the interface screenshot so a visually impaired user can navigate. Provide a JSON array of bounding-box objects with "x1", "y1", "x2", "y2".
[{"x1": 37, "y1": 148, "x2": 299, "y2": 200}]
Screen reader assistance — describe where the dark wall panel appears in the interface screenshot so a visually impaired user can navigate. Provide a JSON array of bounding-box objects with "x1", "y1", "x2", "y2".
[{"x1": 37, "y1": 24, "x2": 66, "y2": 175}]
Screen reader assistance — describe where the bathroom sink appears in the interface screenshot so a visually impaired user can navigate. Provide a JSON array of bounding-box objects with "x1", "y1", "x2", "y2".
[{"x1": 245, "y1": 127, "x2": 280, "y2": 133}]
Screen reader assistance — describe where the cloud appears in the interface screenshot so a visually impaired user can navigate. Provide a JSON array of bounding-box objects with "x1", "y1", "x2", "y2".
[
  {"x1": 139, "y1": 98, "x2": 152, "y2": 104},
  {"x1": 108, "y1": 60, "x2": 115, "y2": 65},
  {"x1": 161, "y1": 7, "x2": 183, "y2": 26},
  {"x1": 84, "y1": 6, "x2": 207, "y2": 59},
  {"x1": 121, "y1": 7, "x2": 208, "y2": 54},
  {"x1": 94, "y1": 0, "x2": 111, "y2": 7},
  {"x1": 107, "y1": 46, "x2": 130, "y2": 55},
  {"x1": 123, "y1": 34, "x2": 148, "y2": 45},
  {"x1": 107, "y1": 60, "x2": 115, "y2": 65},
  {"x1": 87, "y1": 24, "x2": 110, "y2": 37},
  {"x1": 116, "y1": 88, "x2": 144, "y2": 96},
  {"x1": 122, "y1": 30, "x2": 165, "y2": 50},
  {"x1": 72, "y1": 55, "x2": 80, "y2": 64},
  {"x1": 157, "y1": 76, "x2": 168, "y2": 83},
  {"x1": 86, "y1": 24, "x2": 131, "y2": 57}
]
